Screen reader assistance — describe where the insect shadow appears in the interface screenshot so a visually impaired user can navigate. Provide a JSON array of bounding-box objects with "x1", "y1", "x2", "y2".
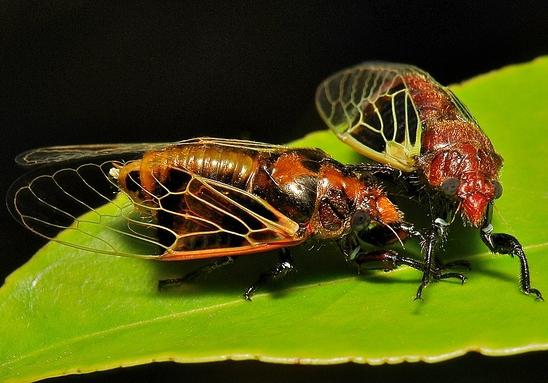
[{"x1": 150, "y1": 241, "x2": 434, "y2": 300}]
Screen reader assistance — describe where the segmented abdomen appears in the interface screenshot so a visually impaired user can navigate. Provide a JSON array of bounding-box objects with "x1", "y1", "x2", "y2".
[{"x1": 122, "y1": 143, "x2": 263, "y2": 195}]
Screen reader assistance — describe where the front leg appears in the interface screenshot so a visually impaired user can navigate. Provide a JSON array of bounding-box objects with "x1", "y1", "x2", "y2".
[
  {"x1": 481, "y1": 224, "x2": 543, "y2": 300},
  {"x1": 416, "y1": 217, "x2": 450, "y2": 300}
]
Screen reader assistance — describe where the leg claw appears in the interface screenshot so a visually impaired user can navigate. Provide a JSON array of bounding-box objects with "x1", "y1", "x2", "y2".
[{"x1": 527, "y1": 288, "x2": 544, "y2": 301}]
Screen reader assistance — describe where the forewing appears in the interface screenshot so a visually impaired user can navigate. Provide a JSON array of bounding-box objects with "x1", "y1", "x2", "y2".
[
  {"x1": 15, "y1": 137, "x2": 287, "y2": 167},
  {"x1": 8, "y1": 160, "x2": 165, "y2": 258},
  {"x1": 15, "y1": 143, "x2": 171, "y2": 167},
  {"x1": 8, "y1": 160, "x2": 303, "y2": 260},
  {"x1": 316, "y1": 62, "x2": 426, "y2": 171},
  {"x1": 153, "y1": 167, "x2": 304, "y2": 260}
]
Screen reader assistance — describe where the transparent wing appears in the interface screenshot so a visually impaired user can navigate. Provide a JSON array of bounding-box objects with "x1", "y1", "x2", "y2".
[
  {"x1": 8, "y1": 160, "x2": 303, "y2": 259},
  {"x1": 316, "y1": 62, "x2": 430, "y2": 171},
  {"x1": 155, "y1": 166, "x2": 304, "y2": 260},
  {"x1": 15, "y1": 137, "x2": 288, "y2": 167},
  {"x1": 15, "y1": 143, "x2": 171, "y2": 167}
]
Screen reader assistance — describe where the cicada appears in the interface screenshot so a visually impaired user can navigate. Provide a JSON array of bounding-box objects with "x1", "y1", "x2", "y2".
[
  {"x1": 9, "y1": 137, "x2": 463, "y2": 299},
  {"x1": 316, "y1": 62, "x2": 542, "y2": 300}
]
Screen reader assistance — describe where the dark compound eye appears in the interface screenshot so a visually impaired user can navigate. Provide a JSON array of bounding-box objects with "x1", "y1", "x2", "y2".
[
  {"x1": 351, "y1": 210, "x2": 370, "y2": 232},
  {"x1": 493, "y1": 181, "x2": 503, "y2": 199},
  {"x1": 441, "y1": 177, "x2": 460, "y2": 196}
]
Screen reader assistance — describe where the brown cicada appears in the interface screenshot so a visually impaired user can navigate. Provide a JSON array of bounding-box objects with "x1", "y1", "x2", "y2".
[
  {"x1": 316, "y1": 62, "x2": 541, "y2": 300},
  {"x1": 9, "y1": 137, "x2": 464, "y2": 299}
]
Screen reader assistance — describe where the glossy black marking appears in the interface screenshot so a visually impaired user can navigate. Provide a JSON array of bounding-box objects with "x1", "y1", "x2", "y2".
[
  {"x1": 351, "y1": 125, "x2": 386, "y2": 152},
  {"x1": 163, "y1": 167, "x2": 192, "y2": 193},
  {"x1": 156, "y1": 210, "x2": 177, "y2": 248},
  {"x1": 294, "y1": 148, "x2": 328, "y2": 173},
  {"x1": 126, "y1": 171, "x2": 142, "y2": 193},
  {"x1": 393, "y1": 91, "x2": 407, "y2": 143},
  {"x1": 406, "y1": 94, "x2": 419, "y2": 144},
  {"x1": 379, "y1": 95, "x2": 395, "y2": 140}
]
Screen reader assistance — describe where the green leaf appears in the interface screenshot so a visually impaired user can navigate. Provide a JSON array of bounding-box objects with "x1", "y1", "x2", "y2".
[{"x1": 1, "y1": 57, "x2": 548, "y2": 382}]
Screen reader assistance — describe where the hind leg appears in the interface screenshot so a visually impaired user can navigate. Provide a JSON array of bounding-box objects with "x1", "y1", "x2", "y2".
[
  {"x1": 243, "y1": 248, "x2": 294, "y2": 301},
  {"x1": 158, "y1": 256, "x2": 234, "y2": 289}
]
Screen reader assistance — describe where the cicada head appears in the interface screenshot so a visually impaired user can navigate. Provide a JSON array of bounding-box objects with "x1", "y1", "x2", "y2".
[
  {"x1": 314, "y1": 164, "x2": 404, "y2": 240},
  {"x1": 427, "y1": 142, "x2": 504, "y2": 227},
  {"x1": 440, "y1": 173, "x2": 503, "y2": 227}
]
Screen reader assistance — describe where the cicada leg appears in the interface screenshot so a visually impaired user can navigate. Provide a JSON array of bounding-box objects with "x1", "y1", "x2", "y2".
[
  {"x1": 354, "y1": 222, "x2": 466, "y2": 287},
  {"x1": 415, "y1": 217, "x2": 452, "y2": 300},
  {"x1": 355, "y1": 249, "x2": 466, "y2": 283},
  {"x1": 243, "y1": 248, "x2": 295, "y2": 301},
  {"x1": 480, "y1": 224, "x2": 543, "y2": 301},
  {"x1": 158, "y1": 256, "x2": 235, "y2": 289},
  {"x1": 356, "y1": 249, "x2": 423, "y2": 272}
]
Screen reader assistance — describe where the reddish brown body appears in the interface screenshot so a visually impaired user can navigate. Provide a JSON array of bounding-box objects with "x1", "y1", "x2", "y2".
[
  {"x1": 316, "y1": 62, "x2": 543, "y2": 300},
  {"x1": 405, "y1": 75, "x2": 503, "y2": 226}
]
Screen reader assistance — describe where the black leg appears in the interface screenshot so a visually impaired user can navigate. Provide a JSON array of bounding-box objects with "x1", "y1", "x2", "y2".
[
  {"x1": 355, "y1": 249, "x2": 466, "y2": 283},
  {"x1": 435, "y1": 258, "x2": 472, "y2": 271},
  {"x1": 356, "y1": 249, "x2": 426, "y2": 273},
  {"x1": 158, "y1": 256, "x2": 234, "y2": 289},
  {"x1": 416, "y1": 218, "x2": 450, "y2": 300},
  {"x1": 481, "y1": 226, "x2": 543, "y2": 300},
  {"x1": 243, "y1": 248, "x2": 295, "y2": 301},
  {"x1": 351, "y1": 164, "x2": 420, "y2": 197},
  {"x1": 337, "y1": 234, "x2": 361, "y2": 261}
]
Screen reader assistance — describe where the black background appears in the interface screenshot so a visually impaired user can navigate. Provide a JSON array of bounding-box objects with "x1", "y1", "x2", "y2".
[{"x1": 1, "y1": 1, "x2": 547, "y2": 382}]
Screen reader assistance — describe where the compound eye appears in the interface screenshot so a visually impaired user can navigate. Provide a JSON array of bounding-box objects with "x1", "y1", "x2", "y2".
[
  {"x1": 441, "y1": 177, "x2": 460, "y2": 196},
  {"x1": 351, "y1": 210, "x2": 370, "y2": 232},
  {"x1": 493, "y1": 180, "x2": 503, "y2": 199}
]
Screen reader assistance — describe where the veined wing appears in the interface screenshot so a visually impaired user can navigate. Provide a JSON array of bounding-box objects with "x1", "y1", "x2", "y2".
[
  {"x1": 16, "y1": 137, "x2": 288, "y2": 167},
  {"x1": 15, "y1": 143, "x2": 170, "y2": 167},
  {"x1": 316, "y1": 62, "x2": 429, "y2": 171},
  {"x1": 154, "y1": 165, "x2": 304, "y2": 260},
  {"x1": 8, "y1": 160, "x2": 303, "y2": 259}
]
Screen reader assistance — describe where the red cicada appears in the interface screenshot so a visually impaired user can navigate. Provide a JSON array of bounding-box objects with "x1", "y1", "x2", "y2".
[
  {"x1": 316, "y1": 62, "x2": 542, "y2": 300},
  {"x1": 10, "y1": 137, "x2": 462, "y2": 299}
]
